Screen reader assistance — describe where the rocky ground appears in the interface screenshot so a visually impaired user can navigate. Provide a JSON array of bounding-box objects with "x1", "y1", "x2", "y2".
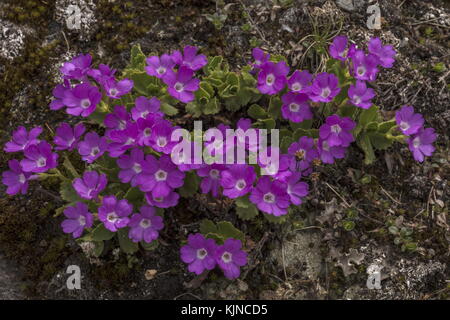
[{"x1": 0, "y1": 0, "x2": 449, "y2": 300}]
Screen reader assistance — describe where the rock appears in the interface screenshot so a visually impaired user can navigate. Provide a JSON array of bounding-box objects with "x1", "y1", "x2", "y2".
[
  {"x1": 336, "y1": 0, "x2": 355, "y2": 11},
  {"x1": 0, "y1": 20, "x2": 26, "y2": 60},
  {"x1": 0, "y1": 253, "x2": 25, "y2": 299}
]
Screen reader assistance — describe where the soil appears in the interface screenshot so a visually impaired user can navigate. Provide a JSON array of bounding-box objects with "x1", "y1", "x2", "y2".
[{"x1": 0, "y1": 0, "x2": 448, "y2": 300}]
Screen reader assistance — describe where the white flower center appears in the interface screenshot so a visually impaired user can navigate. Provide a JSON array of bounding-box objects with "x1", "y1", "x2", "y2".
[
  {"x1": 357, "y1": 66, "x2": 366, "y2": 76},
  {"x1": 235, "y1": 179, "x2": 246, "y2": 191},
  {"x1": 140, "y1": 111, "x2": 149, "y2": 119},
  {"x1": 322, "y1": 140, "x2": 330, "y2": 151},
  {"x1": 196, "y1": 248, "x2": 207, "y2": 260},
  {"x1": 37, "y1": 157, "x2": 47, "y2": 168},
  {"x1": 144, "y1": 128, "x2": 151, "y2": 137},
  {"x1": 18, "y1": 174, "x2": 26, "y2": 184},
  {"x1": 353, "y1": 96, "x2": 361, "y2": 105},
  {"x1": 174, "y1": 82, "x2": 184, "y2": 92},
  {"x1": 78, "y1": 215, "x2": 86, "y2": 226},
  {"x1": 155, "y1": 169, "x2": 168, "y2": 181},
  {"x1": 209, "y1": 169, "x2": 220, "y2": 179},
  {"x1": 291, "y1": 82, "x2": 302, "y2": 92},
  {"x1": 133, "y1": 163, "x2": 142, "y2": 173},
  {"x1": 81, "y1": 99, "x2": 91, "y2": 109},
  {"x1": 331, "y1": 124, "x2": 342, "y2": 134},
  {"x1": 109, "y1": 88, "x2": 118, "y2": 96},
  {"x1": 107, "y1": 212, "x2": 119, "y2": 223},
  {"x1": 266, "y1": 74, "x2": 275, "y2": 85},
  {"x1": 289, "y1": 103, "x2": 300, "y2": 112},
  {"x1": 221, "y1": 252, "x2": 232, "y2": 263},
  {"x1": 154, "y1": 197, "x2": 163, "y2": 202},
  {"x1": 157, "y1": 66, "x2": 166, "y2": 75},
  {"x1": 399, "y1": 121, "x2": 410, "y2": 131},
  {"x1": 413, "y1": 137, "x2": 421, "y2": 148},
  {"x1": 321, "y1": 87, "x2": 331, "y2": 98},
  {"x1": 91, "y1": 147, "x2": 100, "y2": 156},
  {"x1": 139, "y1": 218, "x2": 151, "y2": 229},
  {"x1": 157, "y1": 136, "x2": 167, "y2": 147},
  {"x1": 263, "y1": 192, "x2": 275, "y2": 203}
]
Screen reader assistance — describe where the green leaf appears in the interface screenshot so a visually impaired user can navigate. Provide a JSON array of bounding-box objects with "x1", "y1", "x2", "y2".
[
  {"x1": 186, "y1": 102, "x2": 202, "y2": 117},
  {"x1": 160, "y1": 102, "x2": 178, "y2": 116},
  {"x1": 226, "y1": 72, "x2": 240, "y2": 87},
  {"x1": 261, "y1": 118, "x2": 276, "y2": 130},
  {"x1": 118, "y1": 228, "x2": 139, "y2": 254},
  {"x1": 124, "y1": 187, "x2": 145, "y2": 208},
  {"x1": 247, "y1": 104, "x2": 267, "y2": 119},
  {"x1": 280, "y1": 136, "x2": 294, "y2": 153},
  {"x1": 93, "y1": 241, "x2": 104, "y2": 257},
  {"x1": 179, "y1": 171, "x2": 200, "y2": 198},
  {"x1": 92, "y1": 224, "x2": 115, "y2": 241},
  {"x1": 130, "y1": 44, "x2": 146, "y2": 70},
  {"x1": 200, "y1": 219, "x2": 218, "y2": 235},
  {"x1": 216, "y1": 221, "x2": 245, "y2": 242},
  {"x1": 236, "y1": 203, "x2": 259, "y2": 221},
  {"x1": 342, "y1": 220, "x2": 355, "y2": 231},
  {"x1": 140, "y1": 240, "x2": 159, "y2": 251},
  {"x1": 268, "y1": 96, "x2": 282, "y2": 120},
  {"x1": 357, "y1": 134, "x2": 376, "y2": 165},
  {"x1": 359, "y1": 105, "x2": 380, "y2": 128},
  {"x1": 60, "y1": 181, "x2": 83, "y2": 203},
  {"x1": 368, "y1": 132, "x2": 392, "y2": 150},
  {"x1": 206, "y1": 56, "x2": 223, "y2": 73},
  {"x1": 130, "y1": 72, "x2": 154, "y2": 96},
  {"x1": 338, "y1": 104, "x2": 358, "y2": 118},
  {"x1": 263, "y1": 213, "x2": 288, "y2": 224},
  {"x1": 235, "y1": 195, "x2": 252, "y2": 208},
  {"x1": 378, "y1": 120, "x2": 397, "y2": 133},
  {"x1": 204, "y1": 97, "x2": 221, "y2": 115}
]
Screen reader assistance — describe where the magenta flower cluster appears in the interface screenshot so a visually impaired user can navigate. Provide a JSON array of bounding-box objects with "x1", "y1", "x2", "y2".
[{"x1": 180, "y1": 234, "x2": 247, "y2": 279}]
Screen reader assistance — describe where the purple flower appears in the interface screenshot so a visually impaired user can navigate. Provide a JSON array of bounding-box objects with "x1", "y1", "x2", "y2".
[
  {"x1": 103, "y1": 78, "x2": 133, "y2": 99},
  {"x1": 281, "y1": 92, "x2": 313, "y2": 123},
  {"x1": 171, "y1": 46, "x2": 207, "y2": 71},
  {"x1": 98, "y1": 195, "x2": 133, "y2": 232},
  {"x1": 62, "y1": 83, "x2": 102, "y2": 117},
  {"x1": 250, "y1": 47, "x2": 270, "y2": 69},
  {"x1": 180, "y1": 233, "x2": 217, "y2": 275},
  {"x1": 408, "y1": 128, "x2": 436, "y2": 163},
  {"x1": 87, "y1": 63, "x2": 116, "y2": 83},
  {"x1": 308, "y1": 72, "x2": 341, "y2": 103},
  {"x1": 220, "y1": 164, "x2": 256, "y2": 199},
  {"x1": 250, "y1": 176, "x2": 290, "y2": 216},
  {"x1": 285, "y1": 172, "x2": 309, "y2": 205},
  {"x1": 288, "y1": 136, "x2": 319, "y2": 172},
  {"x1": 145, "y1": 190, "x2": 180, "y2": 208},
  {"x1": 215, "y1": 238, "x2": 247, "y2": 280},
  {"x1": 288, "y1": 70, "x2": 312, "y2": 94},
  {"x1": 137, "y1": 154, "x2": 185, "y2": 198},
  {"x1": 145, "y1": 54, "x2": 175, "y2": 79},
  {"x1": 329, "y1": 36, "x2": 351, "y2": 61},
  {"x1": 259, "y1": 151, "x2": 293, "y2": 181},
  {"x1": 257, "y1": 61, "x2": 289, "y2": 95},
  {"x1": 128, "y1": 205, "x2": 164, "y2": 243},
  {"x1": 163, "y1": 67, "x2": 200, "y2": 103},
  {"x1": 60, "y1": 53, "x2": 92, "y2": 80},
  {"x1": 395, "y1": 105, "x2": 424, "y2": 136},
  {"x1": 351, "y1": 50, "x2": 379, "y2": 81},
  {"x1": 317, "y1": 138, "x2": 346, "y2": 164},
  {"x1": 149, "y1": 120, "x2": 177, "y2": 154},
  {"x1": 72, "y1": 171, "x2": 107, "y2": 200},
  {"x1": 77, "y1": 132, "x2": 108, "y2": 163},
  {"x1": 235, "y1": 118, "x2": 259, "y2": 151},
  {"x1": 20, "y1": 141, "x2": 58, "y2": 173},
  {"x1": 50, "y1": 84, "x2": 70, "y2": 111},
  {"x1": 61, "y1": 202, "x2": 93, "y2": 239},
  {"x1": 348, "y1": 80, "x2": 375, "y2": 109},
  {"x1": 117, "y1": 148, "x2": 146, "y2": 187},
  {"x1": 104, "y1": 105, "x2": 131, "y2": 135},
  {"x1": 54, "y1": 123, "x2": 86, "y2": 151},
  {"x1": 368, "y1": 37, "x2": 396, "y2": 68},
  {"x1": 136, "y1": 116, "x2": 159, "y2": 147},
  {"x1": 108, "y1": 123, "x2": 139, "y2": 158},
  {"x1": 197, "y1": 164, "x2": 228, "y2": 197},
  {"x1": 319, "y1": 115, "x2": 355, "y2": 147},
  {"x1": 4, "y1": 126, "x2": 42, "y2": 153},
  {"x1": 2, "y1": 160, "x2": 35, "y2": 195},
  {"x1": 131, "y1": 96, "x2": 163, "y2": 121}
]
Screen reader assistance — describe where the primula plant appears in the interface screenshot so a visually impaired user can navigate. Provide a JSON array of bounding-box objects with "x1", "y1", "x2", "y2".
[{"x1": 1, "y1": 36, "x2": 436, "y2": 281}]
